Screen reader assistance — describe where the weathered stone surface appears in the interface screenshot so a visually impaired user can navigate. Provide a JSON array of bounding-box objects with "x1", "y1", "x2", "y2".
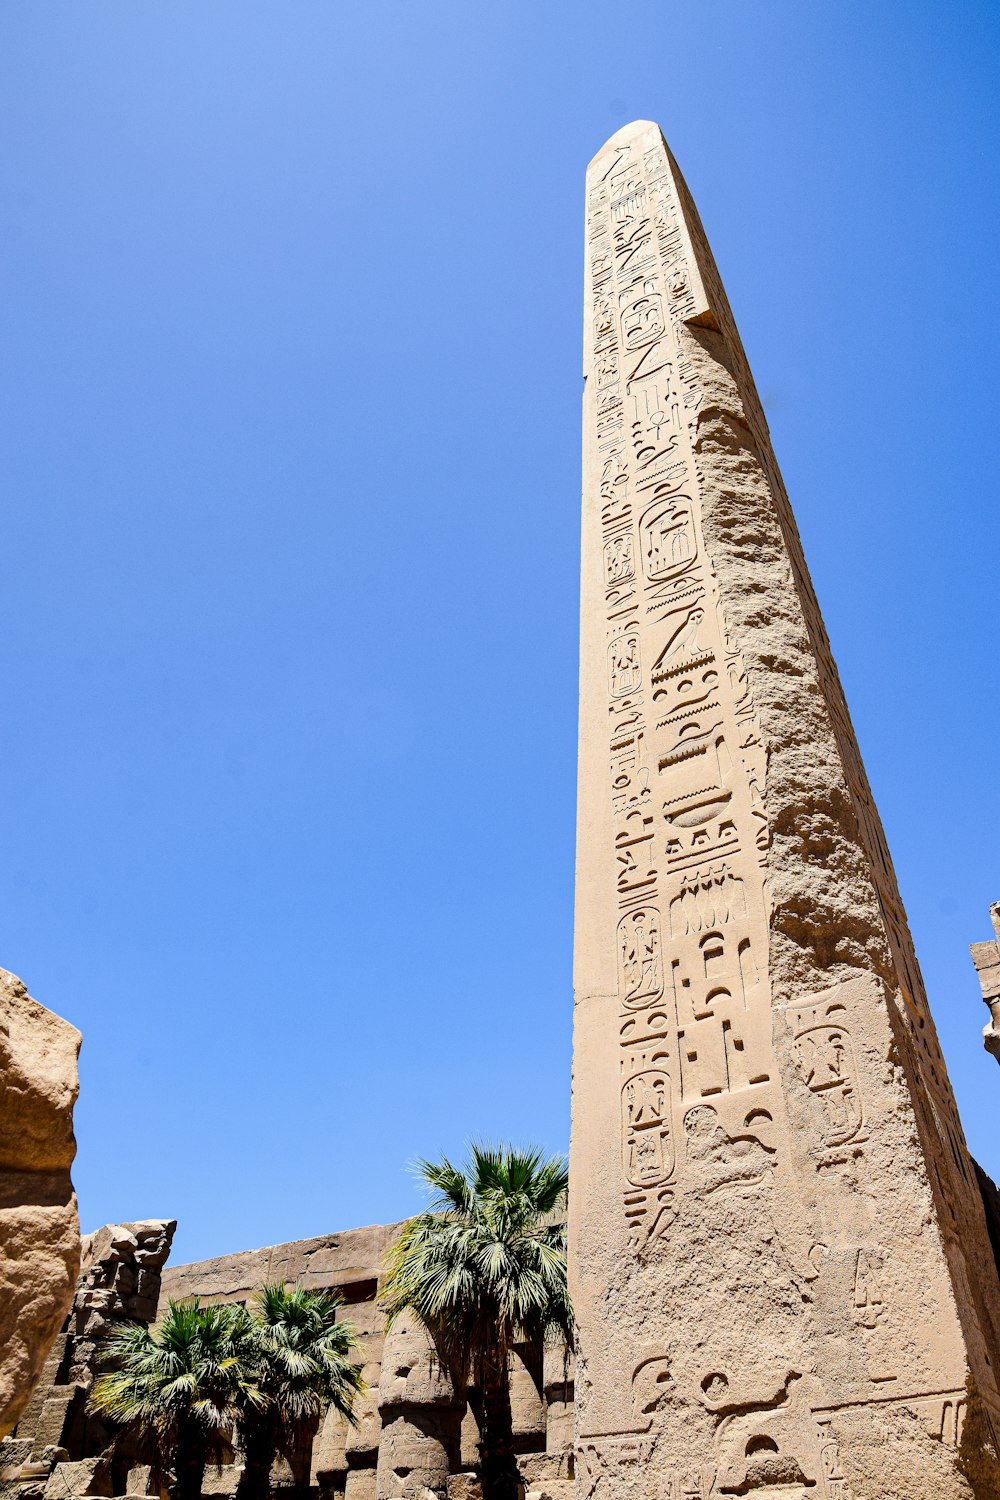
[
  {"x1": 509, "y1": 1345, "x2": 545, "y2": 1451},
  {"x1": 519, "y1": 1451, "x2": 573, "y2": 1486},
  {"x1": 344, "y1": 1468, "x2": 377, "y2": 1500},
  {"x1": 0, "y1": 970, "x2": 80, "y2": 1439},
  {"x1": 444, "y1": 1478, "x2": 480, "y2": 1500},
  {"x1": 375, "y1": 1312, "x2": 462, "y2": 1500},
  {"x1": 68, "y1": 1220, "x2": 176, "y2": 1392},
  {"x1": 970, "y1": 902, "x2": 1000, "y2": 1062},
  {"x1": 41, "y1": 1458, "x2": 110, "y2": 1499},
  {"x1": 158, "y1": 1222, "x2": 402, "y2": 1313},
  {"x1": 571, "y1": 119, "x2": 1000, "y2": 1497},
  {"x1": 541, "y1": 1345, "x2": 573, "y2": 1457},
  {"x1": 0, "y1": 1218, "x2": 176, "y2": 1497}
]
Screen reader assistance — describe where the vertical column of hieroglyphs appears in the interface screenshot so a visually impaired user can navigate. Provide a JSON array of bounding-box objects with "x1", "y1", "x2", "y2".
[
  {"x1": 587, "y1": 129, "x2": 776, "y2": 1262},
  {"x1": 572, "y1": 121, "x2": 1000, "y2": 1500},
  {"x1": 663, "y1": 154, "x2": 992, "y2": 1276},
  {"x1": 662, "y1": 129, "x2": 1000, "y2": 1440}
]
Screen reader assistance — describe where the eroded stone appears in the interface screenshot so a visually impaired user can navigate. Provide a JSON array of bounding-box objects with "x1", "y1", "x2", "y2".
[
  {"x1": 570, "y1": 119, "x2": 1000, "y2": 1498},
  {"x1": 0, "y1": 970, "x2": 80, "y2": 1439}
]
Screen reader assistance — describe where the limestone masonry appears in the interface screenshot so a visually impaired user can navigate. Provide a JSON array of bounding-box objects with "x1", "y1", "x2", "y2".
[
  {"x1": 0, "y1": 969, "x2": 80, "y2": 1439},
  {"x1": 569, "y1": 120, "x2": 1000, "y2": 1499}
]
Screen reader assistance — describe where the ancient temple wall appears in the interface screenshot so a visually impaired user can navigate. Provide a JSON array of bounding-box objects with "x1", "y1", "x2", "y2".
[
  {"x1": 159, "y1": 1226, "x2": 572, "y2": 1500},
  {"x1": 570, "y1": 120, "x2": 1000, "y2": 1500}
]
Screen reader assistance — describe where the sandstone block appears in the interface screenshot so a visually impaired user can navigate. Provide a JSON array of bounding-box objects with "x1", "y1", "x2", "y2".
[
  {"x1": 0, "y1": 970, "x2": 80, "y2": 1438},
  {"x1": 42, "y1": 1458, "x2": 110, "y2": 1499},
  {"x1": 344, "y1": 1469, "x2": 376, "y2": 1500},
  {"x1": 444, "y1": 1478, "x2": 480, "y2": 1500},
  {"x1": 199, "y1": 1468, "x2": 240, "y2": 1496}
]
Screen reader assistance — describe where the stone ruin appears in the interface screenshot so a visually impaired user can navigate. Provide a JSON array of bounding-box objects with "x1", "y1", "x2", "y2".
[
  {"x1": 970, "y1": 901, "x2": 1000, "y2": 1063},
  {"x1": 1, "y1": 1220, "x2": 176, "y2": 1500},
  {"x1": 3, "y1": 1220, "x2": 572, "y2": 1500},
  {"x1": 157, "y1": 1227, "x2": 573, "y2": 1500},
  {"x1": 0, "y1": 968, "x2": 80, "y2": 1440}
]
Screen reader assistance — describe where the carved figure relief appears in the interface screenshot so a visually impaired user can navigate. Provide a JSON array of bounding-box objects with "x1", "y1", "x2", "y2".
[
  {"x1": 615, "y1": 806, "x2": 656, "y2": 897},
  {"x1": 792, "y1": 1000, "x2": 866, "y2": 1159},
  {"x1": 631, "y1": 1354, "x2": 672, "y2": 1420},
  {"x1": 608, "y1": 632, "x2": 642, "y2": 698},
  {"x1": 701, "y1": 1372, "x2": 842, "y2": 1499},
  {"x1": 623, "y1": 1066, "x2": 674, "y2": 1186},
  {"x1": 684, "y1": 1104, "x2": 774, "y2": 1194},
  {"x1": 594, "y1": 129, "x2": 779, "y2": 1278},
  {"x1": 577, "y1": 1435, "x2": 656, "y2": 1500},
  {"x1": 632, "y1": 400, "x2": 682, "y2": 481},
  {"x1": 601, "y1": 449, "x2": 629, "y2": 503},
  {"x1": 618, "y1": 908, "x2": 663, "y2": 1007},
  {"x1": 657, "y1": 604, "x2": 709, "y2": 668},
  {"x1": 610, "y1": 725, "x2": 651, "y2": 815},
  {"x1": 603, "y1": 531, "x2": 635, "y2": 590},
  {"x1": 621, "y1": 291, "x2": 665, "y2": 351},
  {"x1": 614, "y1": 217, "x2": 654, "y2": 275},
  {"x1": 642, "y1": 492, "x2": 697, "y2": 580},
  {"x1": 852, "y1": 1250, "x2": 885, "y2": 1328},
  {"x1": 669, "y1": 865, "x2": 746, "y2": 935},
  {"x1": 610, "y1": 172, "x2": 646, "y2": 222}
]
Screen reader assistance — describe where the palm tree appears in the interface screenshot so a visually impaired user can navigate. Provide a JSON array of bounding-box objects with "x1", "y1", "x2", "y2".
[
  {"x1": 89, "y1": 1298, "x2": 248, "y2": 1500},
  {"x1": 379, "y1": 1143, "x2": 572, "y2": 1500},
  {"x1": 233, "y1": 1283, "x2": 364, "y2": 1500}
]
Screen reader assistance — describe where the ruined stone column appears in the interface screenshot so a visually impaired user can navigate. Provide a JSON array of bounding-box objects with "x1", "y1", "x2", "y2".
[
  {"x1": 570, "y1": 121, "x2": 1000, "y2": 1500},
  {"x1": 374, "y1": 1311, "x2": 463, "y2": 1500}
]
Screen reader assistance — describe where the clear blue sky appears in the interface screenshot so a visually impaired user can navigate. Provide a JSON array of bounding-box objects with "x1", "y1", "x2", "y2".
[{"x1": 1, "y1": 1, "x2": 996, "y2": 1267}]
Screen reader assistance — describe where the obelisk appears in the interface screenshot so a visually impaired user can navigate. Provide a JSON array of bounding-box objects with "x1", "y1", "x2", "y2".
[{"x1": 570, "y1": 121, "x2": 1000, "y2": 1499}]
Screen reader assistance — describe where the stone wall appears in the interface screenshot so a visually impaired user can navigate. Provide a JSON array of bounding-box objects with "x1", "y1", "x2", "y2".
[
  {"x1": 159, "y1": 1225, "x2": 574, "y2": 1500},
  {"x1": 1, "y1": 1220, "x2": 175, "y2": 1500}
]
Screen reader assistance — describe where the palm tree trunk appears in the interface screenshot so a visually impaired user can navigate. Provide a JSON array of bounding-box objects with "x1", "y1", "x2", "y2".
[
  {"x1": 479, "y1": 1368, "x2": 519, "y2": 1500},
  {"x1": 288, "y1": 1417, "x2": 318, "y2": 1500},
  {"x1": 234, "y1": 1422, "x2": 277, "y2": 1500},
  {"x1": 172, "y1": 1425, "x2": 207, "y2": 1500}
]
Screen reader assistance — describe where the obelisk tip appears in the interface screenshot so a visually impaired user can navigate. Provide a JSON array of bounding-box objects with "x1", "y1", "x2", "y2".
[{"x1": 587, "y1": 120, "x2": 663, "y2": 173}]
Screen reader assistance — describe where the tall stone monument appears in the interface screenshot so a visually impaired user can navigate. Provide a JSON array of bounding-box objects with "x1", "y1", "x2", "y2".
[{"x1": 570, "y1": 121, "x2": 1000, "y2": 1499}]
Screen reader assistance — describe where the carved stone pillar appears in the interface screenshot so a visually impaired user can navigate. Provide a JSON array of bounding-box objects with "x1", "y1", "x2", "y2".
[
  {"x1": 375, "y1": 1312, "x2": 463, "y2": 1500},
  {"x1": 571, "y1": 119, "x2": 1000, "y2": 1498}
]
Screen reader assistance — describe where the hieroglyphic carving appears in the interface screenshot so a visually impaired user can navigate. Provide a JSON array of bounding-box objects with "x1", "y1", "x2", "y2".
[
  {"x1": 791, "y1": 998, "x2": 867, "y2": 1165},
  {"x1": 588, "y1": 124, "x2": 785, "y2": 1260},
  {"x1": 576, "y1": 120, "x2": 1000, "y2": 1495},
  {"x1": 699, "y1": 1371, "x2": 856, "y2": 1499},
  {"x1": 852, "y1": 1250, "x2": 885, "y2": 1329}
]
